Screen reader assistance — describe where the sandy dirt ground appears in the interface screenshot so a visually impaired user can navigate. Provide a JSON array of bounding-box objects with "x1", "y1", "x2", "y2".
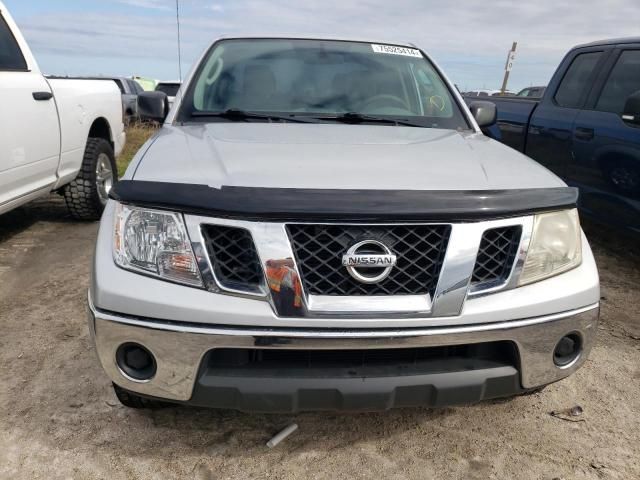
[{"x1": 0, "y1": 196, "x2": 638, "y2": 480}]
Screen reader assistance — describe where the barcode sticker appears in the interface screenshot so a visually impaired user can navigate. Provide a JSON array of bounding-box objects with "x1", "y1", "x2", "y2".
[{"x1": 371, "y1": 44, "x2": 422, "y2": 57}]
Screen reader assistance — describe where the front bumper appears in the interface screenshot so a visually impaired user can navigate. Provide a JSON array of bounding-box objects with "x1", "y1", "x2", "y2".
[{"x1": 89, "y1": 296, "x2": 599, "y2": 412}]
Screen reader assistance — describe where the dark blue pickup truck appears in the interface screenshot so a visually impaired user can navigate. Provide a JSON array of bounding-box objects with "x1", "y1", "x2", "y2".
[{"x1": 467, "y1": 38, "x2": 640, "y2": 234}]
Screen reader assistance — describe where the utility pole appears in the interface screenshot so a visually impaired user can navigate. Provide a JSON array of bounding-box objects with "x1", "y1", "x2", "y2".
[
  {"x1": 176, "y1": 0, "x2": 182, "y2": 81},
  {"x1": 500, "y1": 41, "x2": 517, "y2": 95}
]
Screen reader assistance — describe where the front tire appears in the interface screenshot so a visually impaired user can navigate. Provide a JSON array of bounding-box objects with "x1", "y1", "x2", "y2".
[
  {"x1": 607, "y1": 161, "x2": 639, "y2": 197},
  {"x1": 63, "y1": 137, "x2": 116, "y2": 220},
  {"x1": 112, "y1": 383, "x2": 154, "y2": 409}
]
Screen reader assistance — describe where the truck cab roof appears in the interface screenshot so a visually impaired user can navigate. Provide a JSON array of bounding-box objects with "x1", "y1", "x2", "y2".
[
  {"x1": 574, "y1": 37, "x2": 640, "y2": 49},
  {"x1": 211, "y1": 34, "x2": 418, "y2": 48}
]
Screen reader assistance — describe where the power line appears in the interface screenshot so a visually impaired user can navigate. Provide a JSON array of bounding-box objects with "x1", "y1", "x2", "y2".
[{"x1": 176, "y1": 0, "x2": 182, "y2": 81}]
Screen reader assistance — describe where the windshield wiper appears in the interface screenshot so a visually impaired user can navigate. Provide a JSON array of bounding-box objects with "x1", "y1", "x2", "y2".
[
  {"x1": 313, "y1": 112, "x2": 423, "y2": 127},
  {"x1": 191, "y1": 109, "x2": 423, "y2": 127},
  {"x1": 191, "y1": 109, "x2": 316, "y2": 123}
]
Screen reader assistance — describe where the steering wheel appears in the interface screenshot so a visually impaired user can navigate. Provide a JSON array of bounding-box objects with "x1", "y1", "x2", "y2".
[{"x1": 360, "y1": 94, "x2": 410, "y2": 113}]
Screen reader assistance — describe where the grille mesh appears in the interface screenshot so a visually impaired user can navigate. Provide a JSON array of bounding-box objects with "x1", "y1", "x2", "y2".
[
  {"x1": 286, "y1": 224, "x2": 451, "y2": 296},
  {"x1": 471, "y1": 226, "x2": 522, "y2": 286},
  {"x1": 201, "y1": 225, "x2": 263, "y2": 292}
]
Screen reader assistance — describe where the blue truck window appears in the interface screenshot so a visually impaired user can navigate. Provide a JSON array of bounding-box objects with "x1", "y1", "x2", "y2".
[
  {"x1": 554, "y1": 52, "x2": 602, "y2": 108},
  {"x1": 595, "y1": 50, "x2": 640, "y2": 114}
]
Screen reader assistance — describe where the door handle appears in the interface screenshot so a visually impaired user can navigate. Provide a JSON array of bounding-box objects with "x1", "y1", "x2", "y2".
[
  {"x1": 574, "y1": 127, "x2": 594, "y2": 141},
  {"x1": 32, "y1": 91, "x2": 53, "y2": 101}
]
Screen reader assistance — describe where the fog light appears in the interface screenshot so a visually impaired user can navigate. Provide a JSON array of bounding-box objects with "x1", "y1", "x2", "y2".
[
  {"x1": 116, "y1": 343, "x2": 156, "y2": 381},
  {"x1": 553, "y1": 333, "x2": 582, "y2": 367}
]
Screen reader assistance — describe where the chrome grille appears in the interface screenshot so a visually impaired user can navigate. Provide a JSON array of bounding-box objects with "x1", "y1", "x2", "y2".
[
  {"x1": 471, "y1": 226, "x2": 521, "y2": 286},
  {"x1": 201, "y1": 225, "x2": 264, "y2": 292},
  {"x1": 286, "y1": 224, "x2": 451, "y2": 296}
]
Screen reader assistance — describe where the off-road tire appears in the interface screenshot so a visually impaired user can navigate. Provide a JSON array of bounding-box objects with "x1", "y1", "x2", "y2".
[
  {"x1": 112, "y1": 383, "x2": 154, "y2": 409},
  {"x1": 63, "y1": 137, "x2": 116, "y2": 220},
  {"x1": 519, "y1": 386, "x2": 547, "y2": 396}
]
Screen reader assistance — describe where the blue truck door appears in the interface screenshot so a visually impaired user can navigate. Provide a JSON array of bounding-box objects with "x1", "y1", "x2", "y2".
[
  {"x1": 570, "y1": 47, "x2": 640, "y2": 233},
  {"x1": 526, "y1": 51, "x2": 605, "y2": 178}
]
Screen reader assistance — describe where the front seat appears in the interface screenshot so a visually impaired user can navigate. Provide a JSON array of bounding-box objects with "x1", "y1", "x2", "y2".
[{"x1": 239, "y1": 64, "x2": 278, "y2": 110}]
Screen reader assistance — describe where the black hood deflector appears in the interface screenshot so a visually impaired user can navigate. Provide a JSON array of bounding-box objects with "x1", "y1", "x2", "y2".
[{"x1": 109, "y1": 181, "x2": 578, "y2": 222}]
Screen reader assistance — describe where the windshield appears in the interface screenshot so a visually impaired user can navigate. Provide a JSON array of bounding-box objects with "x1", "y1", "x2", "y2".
[
  {"x1": 180, "y1": 38, "x2": 469, "y2": 129},
  {"x1": 156, "y1": 83, "x2": 180, "y2": 96}
]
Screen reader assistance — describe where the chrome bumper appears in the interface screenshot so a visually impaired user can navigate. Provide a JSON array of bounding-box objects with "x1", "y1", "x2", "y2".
[{"x1": 88, "y1": 294, "x2": 599, "y2": 405}]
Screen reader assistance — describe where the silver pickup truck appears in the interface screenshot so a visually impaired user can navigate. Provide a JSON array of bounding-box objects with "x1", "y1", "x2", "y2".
[{"x1": 89, "y1": 37, "x2": 600, "y2": 413}]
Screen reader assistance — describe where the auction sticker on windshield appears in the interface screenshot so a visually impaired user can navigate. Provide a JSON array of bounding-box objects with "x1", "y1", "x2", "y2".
[{"x1": 371, "y1": 44, "x2": 422, "y2": 57}]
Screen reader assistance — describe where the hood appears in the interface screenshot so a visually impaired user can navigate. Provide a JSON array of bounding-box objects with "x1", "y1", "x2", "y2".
[{"x1": 133, "y1": 123, "x2": 565, "y2": 191}]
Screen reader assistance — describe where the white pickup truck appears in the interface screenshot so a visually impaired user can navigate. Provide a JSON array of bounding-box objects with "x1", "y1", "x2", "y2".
[{"x1": 0, "y1": 2, "x2": 125, "y2": 219}]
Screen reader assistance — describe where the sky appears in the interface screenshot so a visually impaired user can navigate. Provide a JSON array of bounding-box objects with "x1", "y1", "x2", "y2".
[{"x1": 5, "y1": 0, "x2": 640, "y2": 92}]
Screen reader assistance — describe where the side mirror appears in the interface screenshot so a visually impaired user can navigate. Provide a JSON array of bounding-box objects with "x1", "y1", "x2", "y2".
[
  {"x1": 468, "y1": 100, "x2": 497, "y2": 128},
  {"x1": 137, "y1": 91, "x2": 168, "y2": 123},
  {"x1": 622, "y1": 90, "x2": 640, "y2": 126}
]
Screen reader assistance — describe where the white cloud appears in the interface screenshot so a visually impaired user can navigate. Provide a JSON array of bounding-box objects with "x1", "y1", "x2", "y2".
[
  {"x1": 115, "y1": 0, "x2": 172, "y2": 10},
  {"x1": 13, "y1": 0, "x2": 640, "y2": 89}
]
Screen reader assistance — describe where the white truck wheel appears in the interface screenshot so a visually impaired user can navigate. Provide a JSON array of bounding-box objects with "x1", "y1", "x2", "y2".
[{"x1": 63, "y1": 138, "x2": 117, "y2": 220}]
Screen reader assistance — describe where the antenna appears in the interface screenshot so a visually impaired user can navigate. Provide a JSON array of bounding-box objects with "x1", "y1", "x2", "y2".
[{"x1": 176, "y1": 0, "x2": 182, "y2": 81}]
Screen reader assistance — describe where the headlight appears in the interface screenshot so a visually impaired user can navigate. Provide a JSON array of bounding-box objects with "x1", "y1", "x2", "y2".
[
  {"x1": 113, "y1": 203, "x2": 203, "y2": 287},
  {"x1": 519, "y1": 208, "x2": 582, "y2": 286}
]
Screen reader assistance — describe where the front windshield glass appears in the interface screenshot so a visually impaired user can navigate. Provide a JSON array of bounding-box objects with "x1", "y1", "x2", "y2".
[{"x1": 181, "y1": 38, "x2": 469, "y2": 129}]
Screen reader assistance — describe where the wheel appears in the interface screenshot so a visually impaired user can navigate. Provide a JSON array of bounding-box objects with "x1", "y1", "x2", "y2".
[
  {"x1": 520, "y1": 385, "x2": 546, "y2": 396},
  {"x1": 607, "y1": 161, "x2": 639, "y2": 196},
  {"x1": 360, "y1": 94, "x2": 410, "y2": 113},
  {"x1": 63, "y1": 138, "x2": 117, "y2": 220},
  {"x1": 112, "y1": 383, "x2": 154, "y2": 409},
  {"x1": 489, "y1": 386, "x2": 547, "y2": 405}
]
